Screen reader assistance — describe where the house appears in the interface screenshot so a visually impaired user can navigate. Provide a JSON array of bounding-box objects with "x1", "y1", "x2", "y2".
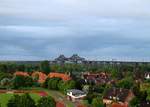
[
  {"x1": 67, "y1": 89, "x2": 86, "y2": 102},
  {"x1": 14, "y1": 71, "x2": 29, "y2": 76},
  {"x1": 103, "y1": 88, "x2": 134, "y2": 106},
  {"x1": 47, "y1": 72, "x2": 71, "y2": 81},
  {"x1": 82, "y1": 72, "x2": 111, "y2": 85}
]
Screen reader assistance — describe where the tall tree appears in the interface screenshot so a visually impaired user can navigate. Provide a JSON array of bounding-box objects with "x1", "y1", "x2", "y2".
[
  {"x1": 12, "y1": 75, "x2": 33, "y2": 89},
  {"x1": 40, "y1": 61, "x2": 51, "y2": 74}
]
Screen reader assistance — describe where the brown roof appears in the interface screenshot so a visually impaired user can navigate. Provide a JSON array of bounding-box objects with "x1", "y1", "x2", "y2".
[
  {"x1": 103, "y1": 88, "x2": 130, "y2": 102},
  {"x1": 83, "y1": 72, "x2": 110, "y2": 84}
]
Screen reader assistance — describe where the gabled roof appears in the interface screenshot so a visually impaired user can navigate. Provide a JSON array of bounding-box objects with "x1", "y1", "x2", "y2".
[
  {"x1": 67, "y1": 89, "x2": 86, "y2": 95},
  {"x1": 103, "y1": 88, "x2": 130, "y2": 102},
  {"x1": 83, "y1": 72, "x2": 110, "y2": 84}
]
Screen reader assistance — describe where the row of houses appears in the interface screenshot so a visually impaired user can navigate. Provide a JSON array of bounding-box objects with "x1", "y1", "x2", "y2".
[
  {"x1": 14, "y1": 71, "x2": 150, "y2": 107},
  {"x1": 67, "y1": 72, "x2": 150, "y2": 107},
  {"x1": 14, "y1": 71, "x2": 71, "y2": 83},
  {"x1": 67, "y1": 87, "x2": 150, "y2": 107}
]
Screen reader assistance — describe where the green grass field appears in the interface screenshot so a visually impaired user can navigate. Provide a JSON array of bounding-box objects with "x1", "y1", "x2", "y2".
[
  {"x1": 0, "y1": 93, "x2": 41, "y2": 107},
  {"x1": 0, "y1": 88, "x2": 76, "y2": 107}
]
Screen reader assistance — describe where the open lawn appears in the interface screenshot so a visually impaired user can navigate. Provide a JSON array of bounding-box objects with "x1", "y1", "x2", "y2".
[
  {"x1": 0, "y1": 88, "x2": 80, "y2": 107},
  {"x1": 0, "y1": 93, "x2": 41, "y2": 107}
]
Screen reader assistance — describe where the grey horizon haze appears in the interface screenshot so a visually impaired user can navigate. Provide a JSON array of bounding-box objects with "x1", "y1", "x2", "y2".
[{"x1": 0, "y1": 0, "x2": 150, "y2": 61}]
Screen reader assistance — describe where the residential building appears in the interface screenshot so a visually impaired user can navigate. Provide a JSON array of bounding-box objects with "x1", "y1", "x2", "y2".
[
  {"x1": 47, "y1": 72, "x2": 71, "y2": 81},
  {"x1": 82, "y1": 72, "x2": 111, "y2": 85},
  {"x1": 67, "y1": 89, "x2": 86, "y2": 102},
  {"x1": 103, "y1": 88, "x2": 134, "y2": 106}
]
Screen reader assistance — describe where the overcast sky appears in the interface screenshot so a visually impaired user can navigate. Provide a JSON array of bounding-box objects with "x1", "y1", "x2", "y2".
[{"x1": 0, "y1": 0, "x2": 150, "y2": 61}]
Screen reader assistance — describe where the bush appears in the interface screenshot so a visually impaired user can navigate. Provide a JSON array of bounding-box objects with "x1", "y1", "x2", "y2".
[
  {"x1": 58, "y1": 80, "x2": 76, "y2": 93},
  {"x1": 43, "y1": 78, "x2": 51, "y2": 88},
  {"x1": 12, "y1": 75, "x2": 33, "y2": 89},
  {"x1": 37, "y1": 96, "x2": 56, "y2": 107},
  {"x1": 0, "y1": 72, "x2": 12, "y2": 81},
  {"x1": 84, "y1": 93, "x2": 98, "y2": 104},
  {"x1": 92, "y1": 97, "x2": 104, "y2": 107},
  {"x1": 117, "y1": 77, "x2": 133, "y2": 89},
  {"x1": 48, "y1": 78, "x2": 61, "y2": 90},
  {"x1": 7, "y1": 93, "x2": 36, "y2": 107}
]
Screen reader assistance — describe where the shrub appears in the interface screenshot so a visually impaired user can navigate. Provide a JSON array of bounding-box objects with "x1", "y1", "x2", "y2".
[{"x1": 37, "y1": 96, "x2": 56, "y2": 107}]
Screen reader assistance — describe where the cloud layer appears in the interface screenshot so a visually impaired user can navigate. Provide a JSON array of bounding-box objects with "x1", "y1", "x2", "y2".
[{"x1": 0, "y1": 0, "x2": 150, "y2": 61}]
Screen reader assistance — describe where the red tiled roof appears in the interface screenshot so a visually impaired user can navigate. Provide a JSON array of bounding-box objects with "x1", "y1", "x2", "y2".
[
  {"x1": 48, "y1": 72, "x2": 71, "y2": 81},
  {"x1": 14, "y1": 71, "x2": 29, "y2": 76},
  {"x1": 32, "y1": 72, "x2": 47, "y2": 83}
]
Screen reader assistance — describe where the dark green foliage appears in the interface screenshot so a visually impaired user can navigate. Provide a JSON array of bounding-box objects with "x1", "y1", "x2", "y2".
[
  {"x1": 138, "y1": 91, "x2": 147, "y2": 101},
  {"x1": 37, "y1": 96, "x2": 56, "y2": 107},
  {"x1": 117, "y1": 77, "x2": 134, "y2": 89},
  {"x1": 85, "y1": 93, "x2": 98, "y2": 104},
  {"x1": 129, "y1": 97, "x2": 140, "y2": 107},
  {"x1": 0, "y1": 72, "x2": 12, "y2": 81},
  {"x1": 7, "y1": 94, "x2": 36, "y2": 107},
  {"x1": 12, "y1": 75, "x2": 33, "y2": 89},
  {"x1": 19, "y1": 93, "x2": 36, "y2": 107},
  {"x1": 93, "y1": 84, "x2": 106, "y2": 94},
  {"x1": 113, "y1": 71, "x2": 123, "y2": 79},
  {"x1": 48, "y1": 78, "x2": 61, "y2": 90},
  {"x1": 57, "y1": 80, "x2": 65, "y2": 92},
  {"x1": 7, "y1": 95, "x2": 20, "y2": 107},
  {"x1": 75, "y1": 78, "x2": 85, "y2": 90},
  {"x1": 132, "y1": 84, "x2": 141, "y2": 97},
  {"x1": 40, "y1": 61, "x2": 51, "y2": 74},
  {"x1": 92, "y1": 97, "x2": 104, "y2": 107},
  {"x1": 65, "y1": 80, "x2": 76, "y2": 90},
  {"x1": 43, "y1": 78, "x2": 51, "y2": 88},
  {"x1": 57, "y1": 80, "x2": 76, "y2": 93},
  {"x1": 17, "y1": 64, "x2": 25, "y2": 71},
  {"x1": 0, "y1": 64, "x2": 8, "y2": 72},
  {"x1": 47, "y1": 78, "x2": 76, "y2": 92}
]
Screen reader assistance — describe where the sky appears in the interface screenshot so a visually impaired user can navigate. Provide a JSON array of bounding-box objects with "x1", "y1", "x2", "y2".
[{"x1": 0, "y1": 0, "x2": 150, "y2": 61}]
